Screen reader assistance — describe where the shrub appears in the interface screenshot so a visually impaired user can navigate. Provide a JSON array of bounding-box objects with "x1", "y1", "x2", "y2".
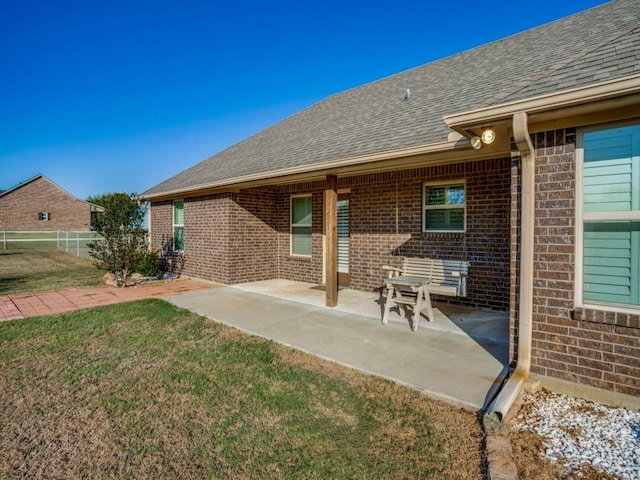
[{"x1": 134, "y1": 250, "x2": 161, "y2": 277}]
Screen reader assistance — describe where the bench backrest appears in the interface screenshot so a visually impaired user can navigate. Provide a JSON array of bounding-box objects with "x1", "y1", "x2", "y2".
[{"x1": 401, "y1": 257, "x2": 469, "y2": 296}]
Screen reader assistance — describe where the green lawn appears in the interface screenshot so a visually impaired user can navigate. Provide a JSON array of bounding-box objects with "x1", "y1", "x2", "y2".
[
  {"x1": 0, "y1": 300, "x2": 484, "y2": 479},
  {"x1": 0, "y1": 248, "x2": 104, "y2": 295}
]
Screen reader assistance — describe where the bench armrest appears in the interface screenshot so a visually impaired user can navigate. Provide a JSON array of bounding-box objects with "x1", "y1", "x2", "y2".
[{"x1": 382, "y1": 265, "x2": 403, "y2": 278}]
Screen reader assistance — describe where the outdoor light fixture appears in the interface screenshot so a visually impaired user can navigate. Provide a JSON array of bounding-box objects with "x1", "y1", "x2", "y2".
[
  {"x1": 470, "y1": 136, "x2": 482, "y2": 149},
  {"x1": 481, "y1": 128, "x2": 496, "y2": 145}
]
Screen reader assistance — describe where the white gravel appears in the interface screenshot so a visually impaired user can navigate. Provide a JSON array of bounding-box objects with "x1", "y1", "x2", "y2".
[{"x1": 512, "y1": 391, "x2": 640, "y2": 479}]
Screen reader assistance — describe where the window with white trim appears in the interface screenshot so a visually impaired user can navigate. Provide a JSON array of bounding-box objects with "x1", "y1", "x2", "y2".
[
  {"x1": 173, "y1": 200, "x2": 184, "y2": 251},
  {"x1": 423, "y1": 181, "x2": 466, "y2": 232},
  {"x1": 39, "y1": 212, "x2": 51, "y2": 221},
  {"x1": 291, "y1": 195, "x2": 312, "y2": 256},
  {"x1": 579, "y1": 123, "x2": 640, "y2": 308}
]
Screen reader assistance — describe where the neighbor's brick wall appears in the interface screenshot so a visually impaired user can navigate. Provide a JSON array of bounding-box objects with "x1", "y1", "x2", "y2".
[
  {"x1": 511, "y1": 128, "x2": 640, "y2": 398},
  {"x1": 0, "y1": 176, "x2": 91, "y2": 231}
]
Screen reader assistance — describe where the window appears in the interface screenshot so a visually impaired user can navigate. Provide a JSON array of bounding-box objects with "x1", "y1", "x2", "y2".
[
  {"x1": 579, "y1": 124, "x2": 640, "y2": 308},
  {"x1": 39, "y1": 212, "x2": 50, "y2": 221},
  {"x1": 291, "y1": 195, "x2": 312, "y2": 256},
  {"x1": 173, "y1": 200, "x2": 184, "y2": 251},
  {"x1": 423, "y1": 181, "x2": 466, "y2": 232}
]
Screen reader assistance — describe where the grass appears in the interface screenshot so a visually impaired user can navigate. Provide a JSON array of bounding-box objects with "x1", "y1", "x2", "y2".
[
  {"x1": 0, "y1": 247, "x2": 104, "y2": 295},
  {"x1": 0, "y1": 300, "x2": 485, "y2": 479}
]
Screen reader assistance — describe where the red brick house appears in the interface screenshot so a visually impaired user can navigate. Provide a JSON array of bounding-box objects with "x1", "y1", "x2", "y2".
[
  {"x1": 143, "y1": 0, "x2": 640, "y2": 417},
  {"x1": 0, "y1": 175, "x2": 101, "y2": 231}
]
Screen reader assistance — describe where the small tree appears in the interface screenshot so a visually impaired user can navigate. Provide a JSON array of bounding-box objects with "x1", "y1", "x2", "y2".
[{"x1": 88, "y1": 193, "x2": 146, "y2": 286}]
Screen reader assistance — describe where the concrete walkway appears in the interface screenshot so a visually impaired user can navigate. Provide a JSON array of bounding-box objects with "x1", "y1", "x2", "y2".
[
  {"x1": 168, "y1": 283, "x2": 510, "y2": 411},
  {"x1": 0, "y1": 278, "x2": 215, "y2": 321}
]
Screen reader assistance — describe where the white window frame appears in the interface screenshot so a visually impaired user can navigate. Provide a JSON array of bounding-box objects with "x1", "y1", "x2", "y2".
[
  {"x1": 39, "y1": 212, "x2": 50, "y2": 221},
  {"x1": 290, "y1": 194, "x2": 312, "y2": 257},
  {"x1": 423, "y1": 180, "x2": 466, "y2": 233},
  {"x1": 576, "y1": 121, "x2": 640, "y2": 314},
  {"x1": 173, "y1": 199, "x2": 184, "y2": 252}
]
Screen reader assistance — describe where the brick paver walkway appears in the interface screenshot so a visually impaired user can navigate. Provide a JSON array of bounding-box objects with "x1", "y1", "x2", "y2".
[{"x1": 0, "y1": 279, "x2": 217, "y2": 321}]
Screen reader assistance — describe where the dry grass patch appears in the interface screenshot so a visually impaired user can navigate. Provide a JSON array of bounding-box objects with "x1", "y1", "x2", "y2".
[
  {"x1": 0, "y1": 248, "x2": 103, "y2": 295},
  {"x1": 0, "y1": 299, "x2": 485, "y2": 479}
]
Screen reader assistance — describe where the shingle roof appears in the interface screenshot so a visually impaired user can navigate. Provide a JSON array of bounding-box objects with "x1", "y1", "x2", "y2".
[{"x1": 143, "y1": 0, "x2": 640, "y2": 198}]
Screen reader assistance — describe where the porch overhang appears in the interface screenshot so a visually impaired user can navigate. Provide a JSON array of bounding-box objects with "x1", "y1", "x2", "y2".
[
  {"x1": 140, "y1": 138, "x2": 500, "y2": 202},
  {"x1": 444, "y1": 74, "x2": 640, "y2": 148}
]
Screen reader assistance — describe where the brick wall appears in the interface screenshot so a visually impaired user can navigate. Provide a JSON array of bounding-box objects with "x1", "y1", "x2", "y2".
[
  {"x1": 0, "y1": 176, "x2": 91, "y2": 231},
  {"x1": 274, "y1": 182, "x2": 325, "y2": 285},
  {"x1": 511, "y1": 128, "x2": 640, "y2": 398},
  {"x1": 149, "y1": 159, "x2": 512, "y2": 311},
  {"x1": 228, "y1": 187, "x2": 278, "y2": 283},
  {"x1": 345, "y1": 159, "x2": 511, "y2": 310},
  {"x1": 183, "y1": 194, "x2": 234, "y2": 283},
  {"x1": 150, "y1": 191, "x2": 280, "y2": 284},
  {"x1": 149, "y1": 200, "x2": 172, "y2": 253}
]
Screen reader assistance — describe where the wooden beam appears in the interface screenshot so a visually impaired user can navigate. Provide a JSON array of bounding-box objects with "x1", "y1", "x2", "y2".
[{"x1": 324, "y1": 175, "x2": 338, "y2": 307}]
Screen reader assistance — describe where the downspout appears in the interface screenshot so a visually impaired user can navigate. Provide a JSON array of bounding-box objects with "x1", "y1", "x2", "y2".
[{"x1": 487, "y1": 111, "x2": 535, "y2": 421}]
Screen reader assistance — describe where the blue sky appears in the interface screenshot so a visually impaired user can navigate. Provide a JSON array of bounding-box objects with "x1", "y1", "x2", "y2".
[{"x1": 1, "y1": 0, "x2": 607, "y2": 200}]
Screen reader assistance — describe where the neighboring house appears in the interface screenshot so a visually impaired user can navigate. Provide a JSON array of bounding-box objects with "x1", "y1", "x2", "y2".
[
  {"x1": 0, "y1": 174, "x2": 102, "y2": 231},
  {"x1": 143, "y1": 0, "x2": 640, "y2": 413}
]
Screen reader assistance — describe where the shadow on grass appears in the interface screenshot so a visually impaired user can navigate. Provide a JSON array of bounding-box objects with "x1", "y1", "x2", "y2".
[
  {"x1": 0, "y1": 248, "x2": 104, "y2": 296},
  {"x1": 0, "y1": 277, "x2": 30, "y2": 295}
]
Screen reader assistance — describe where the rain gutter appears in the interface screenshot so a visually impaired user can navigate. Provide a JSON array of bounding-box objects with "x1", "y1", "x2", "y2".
[{"x1": 486, "y1": 111, "x2": 535, "y2": 421}]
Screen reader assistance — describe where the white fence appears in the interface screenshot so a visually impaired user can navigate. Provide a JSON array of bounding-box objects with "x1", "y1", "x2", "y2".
[{"x1": 1, "y1": 231, "x2": 101, "y2": 258}]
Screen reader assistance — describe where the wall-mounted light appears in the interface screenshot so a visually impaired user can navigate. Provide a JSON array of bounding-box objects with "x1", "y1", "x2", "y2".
[
  {"x1": 470, "y1": 136, "x2": 482, "y2": 150},
  {"x1": 481, "y1": 128, "x2": 496, "y2": 145}
]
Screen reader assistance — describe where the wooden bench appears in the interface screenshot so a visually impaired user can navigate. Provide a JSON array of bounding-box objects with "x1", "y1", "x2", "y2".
[{"x1": 382, "y1": 257, "x2": 469, "y2": 330}]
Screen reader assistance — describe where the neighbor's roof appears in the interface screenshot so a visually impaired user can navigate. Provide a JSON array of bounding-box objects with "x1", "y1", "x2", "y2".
[
  {"x1": 0, "y1": 174, "x2": 51, "y2": 198},
  {"x1": 143, "y1": 0, "x2": 640, "y2": 199},
  {"x1": 0, "y1": 174, "x2": 105, "y2": 211}
]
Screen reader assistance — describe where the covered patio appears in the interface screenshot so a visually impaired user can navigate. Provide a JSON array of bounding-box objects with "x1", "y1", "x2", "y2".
[{"x1": 168, "y1": 279, "x2": 510, "y2": 411}]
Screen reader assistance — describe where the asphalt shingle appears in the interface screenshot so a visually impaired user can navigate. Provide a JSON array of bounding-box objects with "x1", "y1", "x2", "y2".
[{"x1": 143, "y1": 0, "x2": 640, "y2": 198}]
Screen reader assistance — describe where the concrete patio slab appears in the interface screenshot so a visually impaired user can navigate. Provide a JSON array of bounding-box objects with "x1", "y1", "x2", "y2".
[{"x1": 168, "y1": 282, "x2": 510, "y2": 411}]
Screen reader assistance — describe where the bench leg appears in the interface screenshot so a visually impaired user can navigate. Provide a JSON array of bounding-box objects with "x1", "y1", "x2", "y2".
[
  {"x1": 424, "y1": 288, "x2": 434, "y2": 322},
  {"x1": 411, "y1": 286, "x2": 434, "y2": 330},
  {"x1": 382, "y1": 284, "x2": 394, "y2": 325},
  {"x1": 417, "y1": 287, "x2": 434, "y2": 323},
  {"x1": 412, "y1": 288, "x2": 423, "y2": 331}
]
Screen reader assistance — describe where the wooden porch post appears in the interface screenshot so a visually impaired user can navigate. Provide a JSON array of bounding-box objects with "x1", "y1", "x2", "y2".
[{"x1": 325, "y1": 175, "x2": 338, "y2": 307}]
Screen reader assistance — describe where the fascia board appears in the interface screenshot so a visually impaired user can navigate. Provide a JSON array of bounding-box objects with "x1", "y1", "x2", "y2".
[{"x1": 443, "y1": 74, "x2": 640, "y2": 133}]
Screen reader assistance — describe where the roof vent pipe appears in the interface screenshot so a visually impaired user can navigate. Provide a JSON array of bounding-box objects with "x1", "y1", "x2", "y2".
[
  {"x1": 487, "y1": 111, "x2": 535, "y2": 421},
  {"x1": 404, "y1": 89, "x2": 410, "y2": 101}
]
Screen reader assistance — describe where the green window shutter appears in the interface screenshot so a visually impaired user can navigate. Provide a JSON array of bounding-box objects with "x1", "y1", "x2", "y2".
[
  {"x1": 583, "y1": 222, "x2": 639, "y2": 305},
  {"x1": 292, "y1": 196, "x2": 312, "y2": 225},
  {"x1": 291, "y1": 227, "x2": 312, "y2": 255},
  {"x1": 174, "y1": 200, "x2": 184, "y2": 225},
  {"x1": 583, "y1": 125, "x2": 640, "y2": 306},
  {"x1": 173, "y1": 200, "x2": 184, "y2": 251},
  {"x1": 291, "y1": 196, "x2": 312, "y2": 256},
  {"x1": 583, "y1": 130, "x2": 635, "y2": 213}
]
